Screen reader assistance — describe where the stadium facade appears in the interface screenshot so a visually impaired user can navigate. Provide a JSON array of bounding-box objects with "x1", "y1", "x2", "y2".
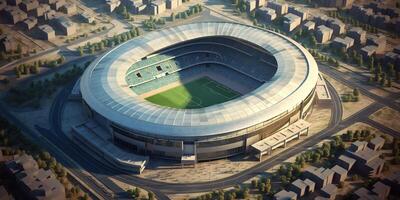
[{"x1": 79, "y1": 22, "x2": 319, "y2": 161}]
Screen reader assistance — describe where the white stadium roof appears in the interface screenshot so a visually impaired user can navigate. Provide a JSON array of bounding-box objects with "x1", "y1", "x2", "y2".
[{"x1": 80, "y1": 22, "x2": 319, "y2": 139}]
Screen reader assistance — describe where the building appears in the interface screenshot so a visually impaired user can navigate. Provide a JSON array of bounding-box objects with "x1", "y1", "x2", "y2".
[
  {"x1": 19, "y1": 0, "x2": 39, "y2": 12},
  {"x1": 360, "y1": 45, "x2": 378, "y2": 60},
  {"x1": 50, "y1": 0, "x2": 66, "y2": 11},
  {"x1": 43, "y1": 10, "x2": 60, "y2": 21},
  {"x1": 289, "y1": 179, "x2": 315, "y2": 197},
  {"x1": 313, "y1": 13, "x2": 329, "y2": 26},
  {"x1": 0, "y1": 1, "x2": 6, "y2": 11},
  {"x1": 368, "y1": 136, "x2": 385, "y2": 151},
  {"x1": 347, "y1": 27, "x2": 366, "y2": 45},
  {"x1": 52, "y1": 16, "x2": 76, "y2": 36},
  {"x1": 4, "y1": 155, "x2": 66, "y2": 200},
  {"x1": 60, "y1": 3, "x2": 77, "y2": 16},
  {"x1": 349, "y1": 141, "x2": 368, "y2": 152},
  {"x1": 79, "y1": 12, "x2": 94, "y2": 23},
  {"x1": 245, "y1": 0, "x2": 256, "y2": 13},
  {"x1": 336, "y1": 155, "x2": 356, "y2": 171},
  {"x1": 126, "y1": 0, "x2": 146, "y2": 14},
  {"x1": 149, "y1": 0, "x2": 166, "y2": 15},
  {"x1": 256, "y1": 0, "x2": 266, "y2": 8},
  {"x1": 274, "y1": 190, "x2": 297, "y2": 200},
  {"x1": 372, "y1": 181, "x2": 390, "y2": 199},
  {"x1": 384, "y1": 52, "x2": 400, "y2": 66},
  {"x1": 331, "y1": 165, "x2": 347, "y2": 184},
  {"x1": 288, "y1": 6, "x2": 308, "y2": 21},
  {"x1": 394, "y1": 45, "x2": 400, "y2": 54},
  {"x1": 38, "y1": 24, "x2": 55, "y2": 40},
  {"x1": 283, "y1": 13, "x2": 301, "y2": 32},
  {"x1": 166, "y1": 0, "x2": 182, "y2": 10},
  {"x1": 0, "y1": 35, "x2": 17, "y2": 53},
  {"x1": 384, "y1": 171, "x2": 400, "y2": 193},
  {"x1": 315, "y1": 73, "x2": 331, "y2": 106},
  {"x1": 256, "y1": 7, "x2": 276, "y2": 22},
  {"x1": 267, "y1": 1, "x2": 288, "y2": 16},
  {"x1": 3, "y1": 6, "x2": 28, "y2": 24},
  {"x1": 106, "y1": 0, "x2": 121, "y2": 12},
  {"x1": 303, "y1": 21, "x2": 315, "y2": 31},
  {"x1": 320, "y1": 0, "x2": 354, "y2": 8},
  {"x1": 78, "y1": 22, "x2": 319, "y2": 163},
  {"x1": 304, "y1": 166, "x2": 334, "y2": 189},
  {"x1": 21, "y1": 16, "x2": 37, "y2": 30},
  {"x1": 345, "y1": 141, "x2": 385, "y2": 177},
  {"x1": 331, "y1": 36, "x2": 354, "y2": 51},
  {"x1": 367, "y1": 34, "x2": 386, "y2": 54},
  {"x1": 327, "y1": 18, "x2": 345, "y2": 36},
  {"x1": 320, "y1": 184, "x2": 337, "y2": 200},
  {"x1": 6, "y1": 0, "x2": 22, "y2": 6},
  {"x1": 32, "y1": 3, "x2": 51, "y2": 17},
  {"x1": 315, "y1": 25, "x2": 333, "y2": 44}
]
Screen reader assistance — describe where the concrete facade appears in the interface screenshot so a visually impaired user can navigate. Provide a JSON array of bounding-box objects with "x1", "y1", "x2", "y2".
[
  {"x1": 283, "y1": 13, "x2": 301, "y2": 32},
  {"x1": 37, "y1": 24, "x2": 55, "y2": 40},
  {"x1": 347, "y1": 27, "x2": 366, "y2": 45}
]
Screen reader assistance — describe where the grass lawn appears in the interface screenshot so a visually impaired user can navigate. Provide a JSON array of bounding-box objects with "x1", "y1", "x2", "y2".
[{"x1": 145, "y1": 77, "x2": 240, "y2": 109}]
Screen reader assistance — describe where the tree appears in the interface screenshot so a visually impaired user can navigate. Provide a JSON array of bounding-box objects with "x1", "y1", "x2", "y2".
[
  {"x1": 312, "y1": 152, "x2": 321, "y2": 163},
  {"x1": 170, "y1": 12, "x2": 175, "y2": 21},
  {"x1": 353, "y1": 88, "x2": 359, "y2": 97},
  {"x1": 78, "y1": 46, "x2": 84, "y2": 56},
  {"x1": 310, "y1": 36, "x2": 317, "y2": 48},
  {"x1": 148, "y1": 192, "x2": 154, "y2": 200},
  {"x1": 369, "y1": 57, "x2": 374, "y2": 72},
  {"x1": 251, "y1": 179, "x2": 258, "y2": 188}
]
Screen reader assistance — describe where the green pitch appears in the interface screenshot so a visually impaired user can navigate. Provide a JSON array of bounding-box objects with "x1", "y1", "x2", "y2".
[{"x1": 145, "y1": 77, "x2": 241, "y2": 109}]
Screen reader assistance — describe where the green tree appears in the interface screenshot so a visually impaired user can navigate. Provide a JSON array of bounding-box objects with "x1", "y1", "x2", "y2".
[
  {"x1": 148, "y1": 192, "x2": 154, "y2": 200},
  {"x1": 353, "y1": 88, "x2": 359, "y2": 97}
]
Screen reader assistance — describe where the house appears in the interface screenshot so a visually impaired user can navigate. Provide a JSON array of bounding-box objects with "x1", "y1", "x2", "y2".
[
  {"x1": 18, "y1": 168, "x2": 66, "y2": 200},
  {"x1": 394, "y1": 45, "x2": 400, "y2": 54},
  {"x1": 349, "y1": 141, "x2": 368, "y2": 152},
  {"x1": 384, "y1": 171, "x2": 400, "y2": 193},
  {"x1": 354, "y1": 187, "x2": 378, "y2": 199},
  {"x1": 283, "y1": 13, "x2": 301, "y2": 32},
  {"x1": 345, "y1": 142, "x2": 385, "y2": 177},
  {"x1": 20, "y1": 0, "x2": 39, "y2": 12},
  {"x1": 274, "y1": 189, "x2": 297, "y2": 200},
  {"x1": 367, "y1": 34, "x2": 386, "y2": 54},
  {"x1": 319, "y1": 0, "x2": 354, "y2": 8},
  {"x1": 50, "y1": 0, "x2": 66, "y2": 11},
  {"x1": 347, "y1": 27, "x2": 366, "y2": 45},
  {"x1": 256, "y1": 7, "x2": 276, "y2": 22},
  {"x1": 360, "y1": 45, "x2": 378, "y2": 60},
  {"x1": 313, "y1": 13, "x2": 329, "y2": 26},
  {"x1": 327, "y1": 18, "x2": 345, "y2": 36},
  {"x1": 320, "y1": 184, "x2": 337, "y2": 200},
  {"x1": 372, "y1": 181, "x2": 390, "y2": 199},
  {"x1": 79, "y1": 12, "x2": 94, "y2": 23},
  {"x1": 330, "y1": 165, "x2": 347, "y2": 184},
  {"x1": 43, "y1": 10, "x2": 60, "y2": 21},
  {"x1": 0, "y1": 1, "x2": 6, "y2": 11},
  {"x1": 61, "y1": 3, "x2": 77, "y2": 16},
  {"x1": 22, "y1": 16, "x2": 37, "y2": 30},
  {"x1": 289, "y1": 179, "x2": 315, "y2": 197},
  {"x1": 125, "y1": 0, "x2": 146, "y2": 14},
  {"x1": 315, "y1": 25, "x2": 333, "y2": 44},
  {"x1": 267, "y1": 1, "x2": 288, "y2": 16},
  {"x1": 245, "y1": 0, "x2": 256, "y2": 13},
  {"x1": 303, "y1": 21, "x2": 315, "y2": 31},
  {"x1": 3, "y1": 6, "x2": 28, "y2": 24},
  {"x1": 4, "y1": 154, "x2": 39, "y2": 175},
  {"x1": 336, "y1": 155, "x2": 356, "y2": 171},
  {"x1": 0, "y1": 35, "x2": 18, "y2": 53},
  {"x1": 6, "y1": 0, "x2": 22, "y2": 6},
  {"x1": 149, "y1": 0, "x2": 166, "y2": 15},
  {"x1": 368, "y1": 136, "x2": 385, "y2": 151},
  {"x1": 288, "y1": 6, "x2": 308, "y2": 21},
  {"x1": 37, "y1": 24, "x2": 55, "y2": 40},
  {"x1": 52, "y1": 16, "x2": 76, "y2": 36},
  {"x1": 384, "y1": 52, "x2": 400, "y2": 66},
  {"x1": 105, "y1": 0, "x2": 121, "y2": 12},
  {"x1": 331, "y1": 36, "x2": 354, "y2": 51},
  {"x1": 166, "y1": 0, "x2": 182, "y2": 10},
  {"x1": 303, "y1": 166, "x2": 334, "y2": 189},
  {"x1": 32, "y1": 3, "x2": 51, "y2": 17}
]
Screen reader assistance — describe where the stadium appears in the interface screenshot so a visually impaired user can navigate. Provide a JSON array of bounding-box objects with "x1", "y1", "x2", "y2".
[{"x1": 79, "y1": 22, "x2": 319, "y2": 162}]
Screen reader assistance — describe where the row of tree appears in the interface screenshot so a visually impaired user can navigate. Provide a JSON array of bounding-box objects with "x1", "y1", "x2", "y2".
[{"x1": 14, "y1": 56, "x2": 65, "y2": 78}]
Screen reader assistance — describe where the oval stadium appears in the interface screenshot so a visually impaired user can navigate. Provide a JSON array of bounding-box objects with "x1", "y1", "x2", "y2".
[{"x1": 79, "y1": 22, "x2": 319, "y2": 162}]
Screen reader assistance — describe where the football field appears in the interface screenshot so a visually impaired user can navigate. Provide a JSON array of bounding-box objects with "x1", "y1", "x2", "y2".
[{"x1": 145, "y1": 77, "x2": 241, "y2": 109}]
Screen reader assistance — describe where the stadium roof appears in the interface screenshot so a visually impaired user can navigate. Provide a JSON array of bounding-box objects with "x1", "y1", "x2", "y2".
[{"x1": 80, "y1": 22, "x2": 319, "y2": 139}]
